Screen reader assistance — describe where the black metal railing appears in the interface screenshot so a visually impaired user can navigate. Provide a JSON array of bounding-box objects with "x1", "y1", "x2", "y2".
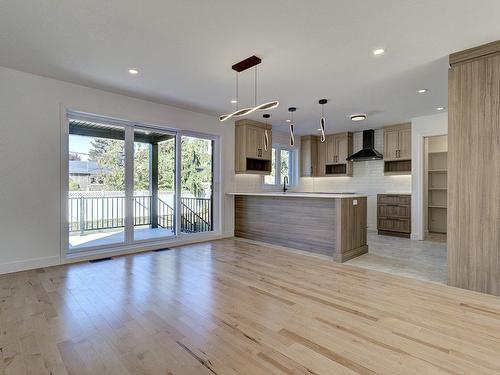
[
  {"x1": 68, "y1": 195, "x2": 211, "y2": 234},
  {"x1": 181, "y1": 197, "x2": 212, "y2": 233}
]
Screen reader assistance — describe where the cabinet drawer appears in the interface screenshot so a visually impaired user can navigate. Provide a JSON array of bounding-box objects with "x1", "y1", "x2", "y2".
[
  {"x1": 377, "y1": 204, "x2": 409, "y2": 218},
  {"x1": 377, "y1": 218, "x2": 410, "y2": 233},
  {"x1": 377, "y1": 194, "x2": 410, "y2": 205}
]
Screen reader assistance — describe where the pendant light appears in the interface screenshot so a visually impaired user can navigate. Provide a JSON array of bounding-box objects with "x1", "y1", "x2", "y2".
[
  {"x1": 288, "y1": 107, "x2": 296, "y2": 146},
  {"x1": 262, "y1": 114, "x2": 270, "y2": 151},
  {"x1": 318, "y1": 99, "x2": 327, "y2": 143},
  {"x1": 220, "y1": 56, "x2": 279, "y2": 122}
]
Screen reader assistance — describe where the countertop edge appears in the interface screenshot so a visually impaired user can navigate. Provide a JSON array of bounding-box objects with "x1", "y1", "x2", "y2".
[{"x1": 226, "y1": 192, "x2": 367, "y2": 199}]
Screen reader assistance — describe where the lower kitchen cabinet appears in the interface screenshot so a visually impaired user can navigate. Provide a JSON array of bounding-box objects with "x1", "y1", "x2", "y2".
[{"x1": 377, "y1": 194, "x2": 411, "y2": 238}]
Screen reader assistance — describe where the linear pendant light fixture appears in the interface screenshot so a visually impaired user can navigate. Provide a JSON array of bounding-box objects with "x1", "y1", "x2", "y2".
[
  {"x1": 219, "y1": 56, "x2": 279, "y2": 122},
  {"x1": 288, "y1": 107, "x2": 296, "y2": 146},
  {"x1": 263, "y1": 114, "x2": 270, "y2": 151},
  {"x1": 318, "y1": 99, "x2": 327, "y2": 143}
]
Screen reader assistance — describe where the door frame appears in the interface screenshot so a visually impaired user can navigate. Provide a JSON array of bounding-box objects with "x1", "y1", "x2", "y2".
[{"x1": 60, "y1": 107, "x2": 221, "y2": 262}]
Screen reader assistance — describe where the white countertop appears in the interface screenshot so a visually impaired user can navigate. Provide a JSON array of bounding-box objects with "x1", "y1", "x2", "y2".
[
  {"x1": 226, "y1": 192, "x2": 367, "y2": 199},
  {"x1": 380, "y1": 192, "x2": 412, "y2": 195}
]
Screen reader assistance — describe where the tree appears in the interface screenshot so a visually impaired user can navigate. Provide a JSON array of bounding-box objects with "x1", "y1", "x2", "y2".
[
  {"x1": 88, "y1": 136, "x2": 212, "y2": 197},
  {"x1": 69, "y1": 178, "x2": 80, "y2": 191},
  {"x1": 181, "y1": 137, "x2": 211, "y2": 197},
  {"x1": 89, "y1": 138, "x2": 125, "y2": 190}
]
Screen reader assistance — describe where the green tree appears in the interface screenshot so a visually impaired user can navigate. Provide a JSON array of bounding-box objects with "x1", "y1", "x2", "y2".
[
  {"x1": 88, "y1": 136, "x2": 211, "y2": 197},
  {"x1": 181, "y1": 137, "x2": 211, "y2": 197},
  {"x1": 69, "y1": 178, "x2": 80, "y2": 191},
  {"x1": 89, "y1": 138, "x2": 125, "y2": 190}
]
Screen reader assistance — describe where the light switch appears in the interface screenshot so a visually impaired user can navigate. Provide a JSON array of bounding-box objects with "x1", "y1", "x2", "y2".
[{"x1": 353, "y1": 199, "x2": 358, "y2": 206}]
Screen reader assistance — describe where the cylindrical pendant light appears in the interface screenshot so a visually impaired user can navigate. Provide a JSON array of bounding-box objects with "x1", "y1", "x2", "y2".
[
  {"x1": 288, "y1": 107, "x2": 296, "y2": 147},
  {"x1": 319, "y1": 99, "x2": 327, "y2": 143}
]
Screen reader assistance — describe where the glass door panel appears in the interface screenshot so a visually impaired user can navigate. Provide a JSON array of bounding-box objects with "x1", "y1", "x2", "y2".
[
  {"x1": 68, "y1": 119, "x2": 126, "y2": 251},
  {"x1": 133, "y1": 127, "x2": 176, "y2": 241},
  {"x1": 180, "y1": 136, "x2": 213, "y2": 234}
]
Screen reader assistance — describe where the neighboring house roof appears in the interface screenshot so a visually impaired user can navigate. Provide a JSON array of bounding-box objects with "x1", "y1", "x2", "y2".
[{"x1": 69, "y1": 160, "x2": 109, "y2": 175}]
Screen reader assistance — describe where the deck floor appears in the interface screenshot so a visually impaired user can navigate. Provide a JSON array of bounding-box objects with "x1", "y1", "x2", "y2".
[
  {"x1": 2, "y1": 238, "x2": 500, "y2": 374},
  {"x1": 69, "y1": 227, "x2": 174, "y2": 250}
]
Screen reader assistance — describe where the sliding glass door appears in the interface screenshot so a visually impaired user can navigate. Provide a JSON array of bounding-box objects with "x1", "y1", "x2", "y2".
[
  {"x1": 133, "y1": 127, "x2": 176, "y2": 241},
  {"x1": 68, "y1": 119, "x2": 126, "y2": 250},
  {"x1": 180, "y1": 135, "x2": 213, "y2": 233},
  {"x1": 66, "y1": 114, "x2": 216, "y2": 254}
]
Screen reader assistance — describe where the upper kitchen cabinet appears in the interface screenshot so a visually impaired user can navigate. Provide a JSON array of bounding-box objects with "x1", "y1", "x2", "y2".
[
  {"x1": 235, "y1": 119, "x2": 272, "y2": 175},
  {"x1": 300, "y1": 135, "x2": 318, "y2": 177},
  {"x1": 302, "y1": 132, "x2": 353, "y2": 177},
  {"x1": 326, "y1": 133, "x2": 352, "y2": 165},
  {"x1": 325, "y1": 132, "x2": 353, "y2": 176},
  {"x1": 383, "y1": 123, "x2": 411, "y2": 175}
]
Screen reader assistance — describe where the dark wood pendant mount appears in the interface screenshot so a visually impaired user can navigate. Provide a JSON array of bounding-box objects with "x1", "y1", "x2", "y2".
[{"x1": 232, "y1": 55, "x2": 262, "y2": 72}]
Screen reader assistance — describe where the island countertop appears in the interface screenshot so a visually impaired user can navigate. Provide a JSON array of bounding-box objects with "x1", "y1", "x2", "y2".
[{"x1": 226, "y1": 192, "x2": 367, "y2": 199}]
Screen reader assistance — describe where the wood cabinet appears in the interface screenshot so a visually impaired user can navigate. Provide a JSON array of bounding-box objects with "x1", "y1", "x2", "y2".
[
  {"x1": 300, "y1": 135, "x2": 318, "y2": 177},
  {"x1": 377, "y1": 194, "x2": 411, "y2": 238},
  {"x1": 326, "y1": 132, "x2": 352, "y2": 164},
  {"x1": 448, "y1": 40, "x2": 500, "y2": 295},
  {"x1": 383, "y1": 123, "x2": 411, "y2": 175},
  {"x1": 235, "y1": 119, "x2": 272, "y2": 174},
  {"x1": 300, "y1": 132, "x2": 353, "y2": 177}
]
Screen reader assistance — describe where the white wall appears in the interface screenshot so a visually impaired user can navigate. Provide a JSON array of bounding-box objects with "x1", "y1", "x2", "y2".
[
  {"x1": 297, "y1": 129, "x2": 412, "y2": 230},
  {"x1": 411, "y1": 112, "x2": 448, "y2": 240},
  {"x1": 0, "y1": 66, "x2": 235, "y2": 273}
]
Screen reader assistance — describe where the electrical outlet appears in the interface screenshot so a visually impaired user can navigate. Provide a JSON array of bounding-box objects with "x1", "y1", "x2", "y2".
[{"x1": 353, "y1": 199, "x2": 358, "y2": 206}]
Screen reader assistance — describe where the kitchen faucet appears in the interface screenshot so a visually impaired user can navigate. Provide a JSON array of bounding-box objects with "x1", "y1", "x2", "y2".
[{"x1": 283, "y1": 175, "x2": 289, "y2": 193}]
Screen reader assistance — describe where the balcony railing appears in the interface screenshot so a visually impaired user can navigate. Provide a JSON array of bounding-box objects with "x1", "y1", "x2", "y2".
[{"x1": 68, "y1": 195, "x2": 212, "y2": 234}]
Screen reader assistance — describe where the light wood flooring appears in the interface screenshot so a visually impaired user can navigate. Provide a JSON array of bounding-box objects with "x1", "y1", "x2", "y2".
[{"x1": 2, "y1": 238, "x2": 500, "y2": 374}]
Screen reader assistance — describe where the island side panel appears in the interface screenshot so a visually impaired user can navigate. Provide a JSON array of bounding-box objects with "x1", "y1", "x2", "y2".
[
  {"x1": 234, "y1": 195, "x2": 336, "y2": 256},
  {"x1": 335, "y1": 197, "x2": 368, "y2": 262}
]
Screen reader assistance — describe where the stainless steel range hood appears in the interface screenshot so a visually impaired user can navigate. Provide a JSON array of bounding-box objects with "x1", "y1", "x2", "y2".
[{"x1": 346, "y1": 129, "x2": 383, "y2": 161}]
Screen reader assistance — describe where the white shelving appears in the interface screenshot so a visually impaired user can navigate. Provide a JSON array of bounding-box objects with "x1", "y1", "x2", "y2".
[{"x1": 428, "y1": 151, "x2": 447, "y2": 233}]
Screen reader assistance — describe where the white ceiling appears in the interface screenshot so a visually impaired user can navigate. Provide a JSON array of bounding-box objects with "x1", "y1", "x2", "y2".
[{"x1": 1, "y1": 0, "x2": 500, "y2": 134}]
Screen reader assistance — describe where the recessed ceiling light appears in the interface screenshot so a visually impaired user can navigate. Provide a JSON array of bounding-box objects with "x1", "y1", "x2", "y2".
[
  {"x1": 436, "y1": 107, "x2": 445, "y2": 111},
  {"x1": 231, "y1": 99, "x2": 238, "y2": 104},
  {"x1": 286, "y1": 119, "x2": 291, "y2": 123},
  {"x1": 417, "y1": 89, "x2": 428, "y2": 94},
  {"x1": 128, "y1": 68, "x2": 139, "y2": 75},
  {"x1": 373, "y1": 48, "x2": 385, "y2": 56},
  {"x1": 350, "y1": 114, "x2": 367, "y2": 122}
]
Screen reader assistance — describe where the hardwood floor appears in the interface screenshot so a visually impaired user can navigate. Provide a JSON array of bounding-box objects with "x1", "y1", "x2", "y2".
[{"x1": 2, "y1": 238, "x2": 500, "y2": 374}]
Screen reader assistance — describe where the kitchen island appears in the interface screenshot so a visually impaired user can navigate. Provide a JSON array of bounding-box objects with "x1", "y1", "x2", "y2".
[{"x1": 228, "y1": 192, "x2": 368, "y2": 262}]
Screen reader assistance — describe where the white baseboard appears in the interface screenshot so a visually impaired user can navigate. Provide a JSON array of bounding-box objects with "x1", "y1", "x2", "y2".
[
  {"x1": 0, "y1": 233, "x2": 235, "y2": 275},
  {"x1": 0, "y1": 255, "x2": 60, "y2": 275}
]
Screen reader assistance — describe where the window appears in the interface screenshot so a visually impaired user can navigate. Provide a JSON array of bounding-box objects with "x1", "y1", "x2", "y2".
[{"x1": 265, "y1": 145, "x2": 295, "y2": 185}]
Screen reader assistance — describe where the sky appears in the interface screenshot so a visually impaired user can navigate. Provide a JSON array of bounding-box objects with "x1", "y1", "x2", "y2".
[{"x1": 69, "y1": 135, "x2": 94, "y2": 160}]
